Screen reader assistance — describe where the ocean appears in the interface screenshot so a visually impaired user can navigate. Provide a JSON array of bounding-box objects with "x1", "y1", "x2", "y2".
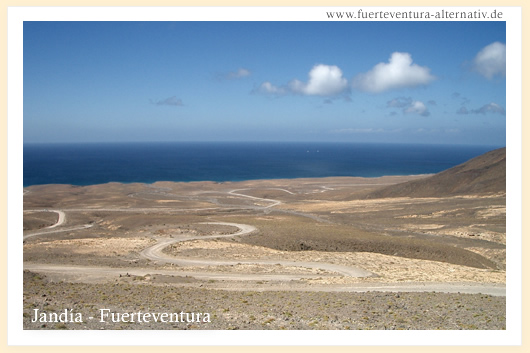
[{"x1": 23, "y1": 142, "x2": 501, "y2": 187}]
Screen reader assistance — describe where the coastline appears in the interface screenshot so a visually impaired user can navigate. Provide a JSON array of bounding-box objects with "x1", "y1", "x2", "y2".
[
  {"x1": 23, "y1": 142, "x2": 499, "y2": 187},
  {"x1": 23, "y1": 174, "x2": 434, "y2": 189}
]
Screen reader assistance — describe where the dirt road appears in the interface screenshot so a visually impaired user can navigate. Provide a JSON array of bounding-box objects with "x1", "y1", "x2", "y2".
[
  {"x1": 140, "y1": 222, "x2": 375, "y2": 278},
  {"x1": 24, "y1": 220, "x2": 505, "y2": 296},
  {"x1": 22, "y1": 263, "x2": 505, "y2": 296},
  {"x1": 23, "y1": 184, "x2": 505, "y2": 297}
]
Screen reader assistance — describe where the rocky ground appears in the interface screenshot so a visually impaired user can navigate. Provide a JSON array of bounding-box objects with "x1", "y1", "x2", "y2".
[
  {"x1": 22, "y1": 175, "x2": 506, "y2": 331},
  {"x1": 23, "y1": 271, "x2": 505, "y2": 330}
]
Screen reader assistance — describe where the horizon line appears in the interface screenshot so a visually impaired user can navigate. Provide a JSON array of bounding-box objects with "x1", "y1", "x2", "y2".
[{"x1": 22, "y1": 140, "x2": 505, "y2": 148}]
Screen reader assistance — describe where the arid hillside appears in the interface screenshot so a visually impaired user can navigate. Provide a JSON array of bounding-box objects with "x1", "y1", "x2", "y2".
[{"x1": 365, "y1": 147, "x2": 506, "y2": 198}]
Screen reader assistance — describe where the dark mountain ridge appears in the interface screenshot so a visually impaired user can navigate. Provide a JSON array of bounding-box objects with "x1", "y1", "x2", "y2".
[{"x1": 365, "y1": 147, "x2": 506, "y2": 199}]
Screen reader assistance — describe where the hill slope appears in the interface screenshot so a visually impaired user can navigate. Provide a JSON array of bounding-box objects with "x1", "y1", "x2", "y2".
[{"x1": 365, "y1": 147, "x2": 506, "y2": 198}]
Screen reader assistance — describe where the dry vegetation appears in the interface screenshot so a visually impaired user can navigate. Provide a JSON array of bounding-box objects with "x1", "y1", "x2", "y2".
[{"x1": 22, "y1": 149, "x2": 506, "y2": 330}]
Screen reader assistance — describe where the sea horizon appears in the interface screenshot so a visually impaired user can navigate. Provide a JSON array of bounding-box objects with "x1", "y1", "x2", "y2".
[{"x1": 23, "y1": 141, "x2": 504, "y2": 187}]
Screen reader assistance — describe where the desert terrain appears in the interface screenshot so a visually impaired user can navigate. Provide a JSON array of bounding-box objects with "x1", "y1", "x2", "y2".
[{"x1": 22, "y1": 149, "x2": 506, "y2": 330}]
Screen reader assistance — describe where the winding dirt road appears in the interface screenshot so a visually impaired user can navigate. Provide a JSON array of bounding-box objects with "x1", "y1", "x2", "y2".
[
  {"x1": 23, "y1": 209, "x2": 66, "y2": 228},
  {"x1": 23, "y1": 209, "x2": 93, "y2": 240},
  {"x1": 228, "y1": 190, "x2": 282, "y2": 208},
  {"x1": 140, "y1": 222, "x2": 376, "y2": 278},
  {"x1": 21, "y1": 263, "x2": 506, "y2": 296},
  {"x1": 23, "y1": 188, "x2": 506, "y2": 296},
  {"x1": 46, "y1": 210, "x2": 66, "y2": 228}
]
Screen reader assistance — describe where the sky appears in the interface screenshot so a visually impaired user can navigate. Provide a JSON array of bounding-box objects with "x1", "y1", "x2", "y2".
[{"x1": 23, "y1": 21, "x2": 506, "y2": 145}]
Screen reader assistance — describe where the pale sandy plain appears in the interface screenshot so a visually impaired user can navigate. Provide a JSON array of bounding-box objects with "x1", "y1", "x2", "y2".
[{"x1": 22, "y1": 174, "x2": 506, "y2": 329}]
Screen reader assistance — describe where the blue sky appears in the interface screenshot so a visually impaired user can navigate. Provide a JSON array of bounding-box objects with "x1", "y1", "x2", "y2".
[{"x1": 23, "y1": 21, "x2": 506, "y2": 145}]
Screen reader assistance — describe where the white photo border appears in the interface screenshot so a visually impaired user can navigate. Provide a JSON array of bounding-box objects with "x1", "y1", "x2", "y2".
[{"x1": 7, "y1": 5, "x2": 522, "y2": 346}]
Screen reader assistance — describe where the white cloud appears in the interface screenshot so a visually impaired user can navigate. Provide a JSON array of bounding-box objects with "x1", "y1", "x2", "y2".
[
  {"x1": 404, "y1": 101, "x2": 430, "y2": 117},
  {"x1": 255, "y1": 64, "x2": 348, "y2": 97},
  {"x1": 472, "y1": 42, "x2": 506, "y2": 79},
  {"x1": 476, "y1": 102, "x2": 505, "y2": 114},
  {"x1": 387, "y1": 97, "x2": 430, "y2": 117},
  {"x1": 226, "y1": 68, "x2": 251, "y2": 79},
  {"x1": 457, "y1": 102, "x2": 505, "y2": 115},
  {"x1": 254, "y1": 81, "x2": 287, "y2": 95},
  {"x1": 235, "y1": 68, "x2": 251, "y2": 77},
  {"x1": 353, "y1": 52, "x2": 435, "y2": 93},
  {"x1": 217, "y1": 68, "x2": 251, "y2": 81},
  {"x1": 289, "y1": 64, "x2": 348, "y2": 96}
]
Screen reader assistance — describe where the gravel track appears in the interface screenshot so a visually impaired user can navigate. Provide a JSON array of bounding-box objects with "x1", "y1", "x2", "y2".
[
  {"x1": 22, "y1": 182, "x2": 506, "y2": 330},
  {"x1": 140, "y1": 222, "x2": 376, "y2": 279}
]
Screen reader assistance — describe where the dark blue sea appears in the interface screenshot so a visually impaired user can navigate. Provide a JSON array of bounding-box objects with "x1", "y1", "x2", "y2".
[{"x1": 23, "y1": 142, "x2": 501, "y2": 187}]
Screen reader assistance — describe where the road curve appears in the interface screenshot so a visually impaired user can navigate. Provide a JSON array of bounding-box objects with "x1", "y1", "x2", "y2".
[
  {"x1": 23, "y1": 209, "x2": 67, "y2": 229},
  {"x1": 22, "y1": 263, "x2": 506, "y2": 296},
  {"x1": 23, "y1": 209, "x2": 91, "y2": 240},
  {"x1": 228, "y1": 190, "x2": 282, "y2": 208},
  {"x1": 140, "y1": 222, "x2": 375, "y2": 278},
  {"x1": 23, "y1": 224, "x2": 94, "y2": 240},
  {"x1": 47, "y1": 210, "x2": 66, "y2": 228},
  {"x1": 22, "y1": 220, "x2": 504, "y2": 296}
]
